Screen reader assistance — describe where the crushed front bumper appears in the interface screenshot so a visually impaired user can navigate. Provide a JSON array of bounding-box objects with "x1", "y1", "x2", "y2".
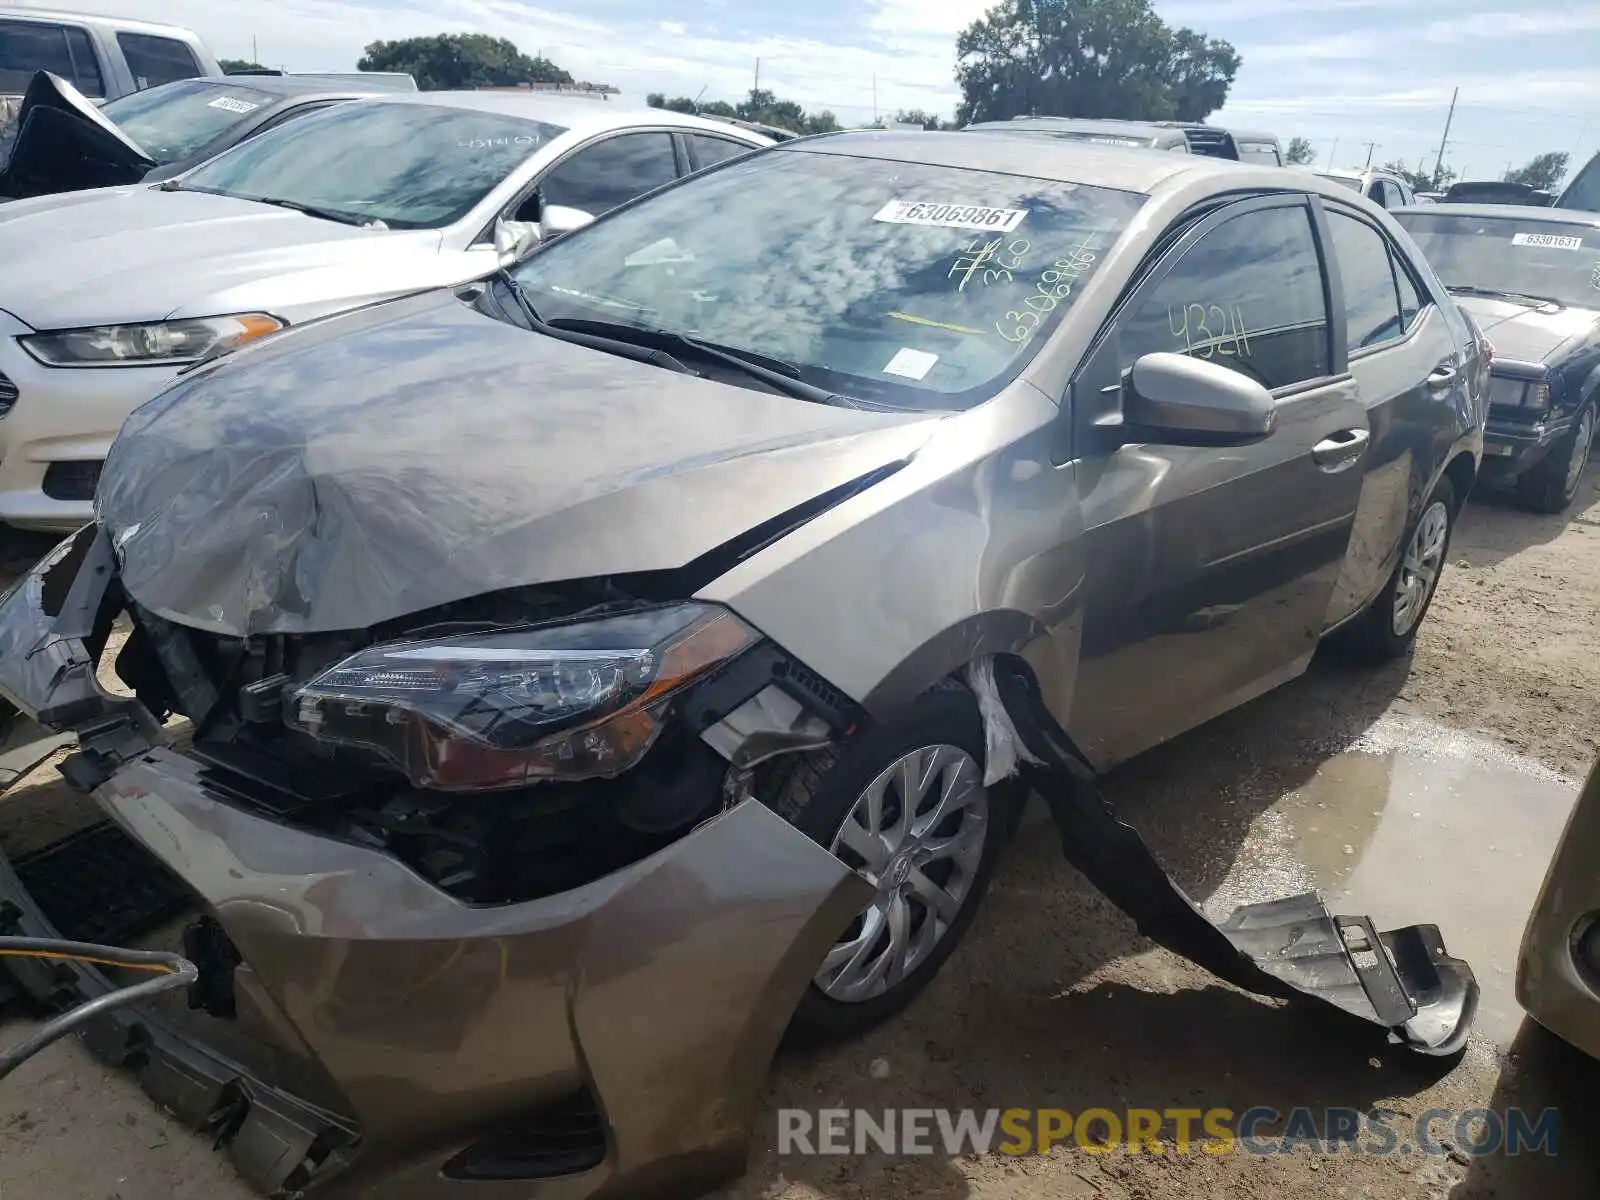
[
  {"x1": 1479, "y1": 410, "x2": 1574, "y2": 480},
  {"x1": 0, "y1": 526, "x2": 874, "y2": 1197}
]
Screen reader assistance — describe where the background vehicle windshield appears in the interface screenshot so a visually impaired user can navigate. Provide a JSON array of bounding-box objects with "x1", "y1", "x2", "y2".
[
  {"x1": 101, "y1": 79, "x2": 275, "y2": 164},
  {"x1": 513, "y1": 150, "x2": 1145, "y2": 410},
  {"x1": 179, "y1": 101, "x2": 566, "y2": 229},
  {"x1": 1395, "y1": 212, "x2": 1600, "y2": 309}
]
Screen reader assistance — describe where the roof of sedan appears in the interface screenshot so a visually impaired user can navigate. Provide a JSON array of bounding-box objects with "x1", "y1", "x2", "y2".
[
  {"x1": 783, "y1": 129, "x2": 1291, "y2": 194},
  {"x1": 152, "y1": 75, "x2": 386, "y2": 101},
  {"x1": 1392, "y1": 203, "x2": 1600, "y2": 225},
  {"x1": 348, "y1": 90, "x2": 772, "y2": 139}
]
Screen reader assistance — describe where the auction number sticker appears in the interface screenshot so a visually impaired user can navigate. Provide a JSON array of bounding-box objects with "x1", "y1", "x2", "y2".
[
  {"x1": 1511, "y1": 232, "x2": 1583, "y2": 250},
  {"x1": 207, "y1": 96, "x2": 261, "y2": 114},
  {"x1": 874, "y1": 199, "x2": 1028, "y2": 233}
]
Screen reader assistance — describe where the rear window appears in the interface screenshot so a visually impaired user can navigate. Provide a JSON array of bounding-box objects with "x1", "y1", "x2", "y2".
[
  {"x1": 101, "y1": 79, "x2": 276, "y2": 164},
  {"x1": 1557, "y1": 153, "x2": 1600, "y2": 212},
  {"x1": 117, "y1": 32, "x2": 201, "y2": 90},
  {"x1": 1238, "y1": 142, "x2": 1283, "y2": 166},
  {"x1": 0, "y1": 19, "x2": 104, "y2": 97}
]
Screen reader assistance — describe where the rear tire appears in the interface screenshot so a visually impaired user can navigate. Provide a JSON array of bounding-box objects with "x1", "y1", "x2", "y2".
[
  {"x1": 763, "y1": 683, "x2": 1011, "y2": 1044},
  {"x1": 1515, "y1": 401, "x2": 1595, "y2": 514},
  {"x1": 1337, "y1": 475, "x2": 1457, "y2": 660}
]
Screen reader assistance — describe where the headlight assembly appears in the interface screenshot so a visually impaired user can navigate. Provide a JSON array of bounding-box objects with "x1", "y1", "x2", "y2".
[
  {"x1": 19, "y1": 314, "x2": 284, "y2": 367},
  {"x1": 287, "y1": 602, "x2": 761, "y2": 791}
]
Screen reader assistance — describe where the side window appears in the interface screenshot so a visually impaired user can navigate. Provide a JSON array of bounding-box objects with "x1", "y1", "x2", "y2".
[
  {"x1": 1326, "y1": 211, "x2": 1404, "y2": 350},
  {"x1": 1394, "y1": 258, "x2": 1425, "y2": 331},
  {"x1": 538, "y1": 133, "x2": 679, "y2": 217},
  {"x1": 116, "y1": 33, "x2": 201, "y2": 89},
  {"x1": 61, "y1": 27, "x2": 103, "y2": 97},
  {"x1": 0, "y1": 20, "x2": 81, "y2": 94},
  {"x1": 1118, "y1": 203, "x2": 1330, "y2": 392},
  {"x1": 687, "y1": 133, "x2": 753, "y2": 170}
]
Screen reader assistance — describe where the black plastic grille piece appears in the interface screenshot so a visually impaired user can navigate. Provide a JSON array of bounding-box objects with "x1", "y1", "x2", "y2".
[
  {"x1": 443, "y1": 1088, "x2": 609, "y2": 1180},
  {"x1": 14, "y1": 821, "x2": 190, "y2": 945},
  {"x1": 41, "y1": 460, "x2": 102, "y2": 502},
  {"x1": 0, "y1": 371, "x2": 16, "y2": 417}
]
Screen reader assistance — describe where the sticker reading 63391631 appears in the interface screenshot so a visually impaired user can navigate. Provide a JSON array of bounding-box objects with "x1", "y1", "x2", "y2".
[
  {"x1": 874, "y1": 199, "x2": 1028, "y2": 233},
  {"x1": 1511, "y1": 232, "x2": 1583, "y2": 250}
]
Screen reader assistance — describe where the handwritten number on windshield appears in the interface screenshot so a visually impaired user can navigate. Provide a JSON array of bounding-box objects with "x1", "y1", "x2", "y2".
[
  {"x1": 950, "y1": 235, "x2": 1031, "y2": 291},
  {"x1": 995, "y1": 241, "x2": 1096, "y2": 344}
]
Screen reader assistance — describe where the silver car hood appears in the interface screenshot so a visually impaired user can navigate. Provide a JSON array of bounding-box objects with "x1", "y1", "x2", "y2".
[
  {"x1": 99, "y1": 290, "x2": 940, "y2": 637},
  {"x1": 0, "y1": 187, "x2": 437, "y2": 328}
]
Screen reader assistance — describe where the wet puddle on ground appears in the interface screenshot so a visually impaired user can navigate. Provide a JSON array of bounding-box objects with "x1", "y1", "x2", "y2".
[{"x1": 1268, "y1": 713, "x2": 1579, "y2": 1046}]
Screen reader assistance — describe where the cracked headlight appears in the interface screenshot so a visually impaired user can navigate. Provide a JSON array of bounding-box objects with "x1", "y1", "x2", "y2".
[
  {"x1": 288, "y1": 602, "x2": 760, "y2": 791},
  {"x1": 20, "y1": 314, "x2": 284, "y2": 367}
]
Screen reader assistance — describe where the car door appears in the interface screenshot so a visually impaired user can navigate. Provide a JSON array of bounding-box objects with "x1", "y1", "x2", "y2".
[
  {"x1": 533, "y1": 130, "x2": 682, "y2": 224},
  {"x1": 1060, "y1": 194, "x2": 1369, "y2": 767},
  {"x1": 1319, "y1": 202, "x2": 1467, "y2": 627}
]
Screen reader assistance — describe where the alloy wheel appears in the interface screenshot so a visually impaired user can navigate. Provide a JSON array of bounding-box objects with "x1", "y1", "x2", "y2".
[
  {"x1": 1391, "y1": 500, "x2": 1450, "y2": 637},
  {"x1": 815, "y1": 744, "x2": 988, "y2": 1003}
]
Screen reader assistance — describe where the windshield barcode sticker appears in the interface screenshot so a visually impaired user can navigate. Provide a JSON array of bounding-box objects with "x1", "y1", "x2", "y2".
[
  {"x1": 207, "y1": 96, "x2": 261, "y2": 114},
  {"x1": 874, "y1": 200, "x2": 1028, "y2": 232},
  {"x1": 1511, "y1": 232, "x2": 1583, "y2": 250}
]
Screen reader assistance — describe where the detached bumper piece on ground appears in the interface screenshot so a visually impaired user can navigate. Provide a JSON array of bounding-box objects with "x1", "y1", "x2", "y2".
[{"x1": 0, "y1": 528, "x2": 1477, "y2": 1199}]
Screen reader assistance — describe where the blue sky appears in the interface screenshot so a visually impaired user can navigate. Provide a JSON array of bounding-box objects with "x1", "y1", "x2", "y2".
[{"x1": 23, "y1": 0, "x2": 1600, "y2": 186}]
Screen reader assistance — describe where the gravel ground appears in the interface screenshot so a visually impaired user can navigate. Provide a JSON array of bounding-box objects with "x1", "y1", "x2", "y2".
[{"x1": 1, "y1": 466, "x2": 1598, "y2": 1199}]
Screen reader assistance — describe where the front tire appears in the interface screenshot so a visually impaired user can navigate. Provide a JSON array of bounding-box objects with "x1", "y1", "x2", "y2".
[
  {"x1": 1338, "y1": 475, "x2": 1457, "y2": 660},
  {"x1": 763, "y1": 684, "x2": 1011, "y2": 1043},
  {"x1": 1515, "y1": 401, "x2": 1595, "y2": 514}
]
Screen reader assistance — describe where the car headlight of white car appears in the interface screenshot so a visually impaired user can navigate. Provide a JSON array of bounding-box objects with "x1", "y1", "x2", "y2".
[{"x1": 18, "y1": 313, "x2": 284, "y2": 367}]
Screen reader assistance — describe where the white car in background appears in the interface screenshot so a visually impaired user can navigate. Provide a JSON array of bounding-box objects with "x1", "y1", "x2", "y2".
[
  {"x1": 1313, "y1": 167, "x2": 1417, "y2": 210},
  {"x1": 0, "y1": 90, "x2": 770, "y2": 530}
]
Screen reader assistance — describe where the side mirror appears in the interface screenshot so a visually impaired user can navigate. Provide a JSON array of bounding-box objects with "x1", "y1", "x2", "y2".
[
  {"x1": 1122, "y1": 352, "x2": 1276, "y2": 446},
  {"x1": 493, "y1": 217, "x2": 541, "y2": 261},
  {"x1": 540, "y1": 204, "x2": 595, "y2": 240}
]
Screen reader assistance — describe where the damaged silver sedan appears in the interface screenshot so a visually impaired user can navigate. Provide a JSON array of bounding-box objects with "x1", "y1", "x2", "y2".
[{"x1": 0, "y1": 133, "x2": 1484, "y2": 1196}]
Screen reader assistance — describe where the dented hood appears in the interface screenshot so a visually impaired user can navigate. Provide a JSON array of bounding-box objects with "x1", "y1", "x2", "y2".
[
  {"x1": 1453, "y1": 295, "x2": 1600, "y2": 362},
  {"x1": 0, "y1": 71, "x2": 153, "y2": 200},
  {"x1": 98, "y1": 290, "x2": 939, "y2": 637}
]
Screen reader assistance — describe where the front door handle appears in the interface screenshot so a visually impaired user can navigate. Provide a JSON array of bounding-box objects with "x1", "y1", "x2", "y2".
[
  {"x1": 1427, "y1": 363, "x2": 1458, "y2": 389},
  {"x1": 1311, "y1": 428, "x2": 1370, "y2": 472}
]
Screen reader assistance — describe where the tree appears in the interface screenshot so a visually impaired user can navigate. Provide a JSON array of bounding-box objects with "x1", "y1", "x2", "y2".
[
  {"x1": 1381, "y1": 159, "x2": 1456, "y2": 193},
  {"x1": 1504, "y1": 151, "x2": 1569, "y2": 192},
  {"x1": 646, "y1": 88, "x2": 836, "y2": 135},
  {"x1": 357, "y1": 34, "x2": 571, "y2": 92},
  {"x1": 954, "y1": 0, "x2": 1239, "y2": 125},
  {"x1": 218, "y1": 58, "x2": 269, "y2": 74},
  {"x1": 1285, "y1": 136, "x2": 1315, "y2": 166}
]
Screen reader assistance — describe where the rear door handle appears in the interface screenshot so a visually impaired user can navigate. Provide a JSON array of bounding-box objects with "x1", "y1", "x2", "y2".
[
  {"x1": 1311, "y1": 428, "x2": 1370, "y2": 472},
  {"x1": 1427, "y1": 363, "x2": 1458, "y2": 389}
]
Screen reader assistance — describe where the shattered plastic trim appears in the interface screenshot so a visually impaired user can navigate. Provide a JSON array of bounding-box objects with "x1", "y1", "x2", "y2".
[{"x1": 966, "y1": 656, "x2": 1043, "y2": 786}]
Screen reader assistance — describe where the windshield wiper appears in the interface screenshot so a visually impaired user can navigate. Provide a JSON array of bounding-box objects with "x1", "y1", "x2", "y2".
[
  {"x1": 493, "y1": 272, "x2": 694, "y2": 376},
  {"x1": 243, "y1": 195, "x2": 385, "y2": 228},
  {"x1": 543, "y1": 316, "x2": 868, "y2": 409},
  {"x1": 1446, "y1": 285, "x2": 1565, "y2": 311}
]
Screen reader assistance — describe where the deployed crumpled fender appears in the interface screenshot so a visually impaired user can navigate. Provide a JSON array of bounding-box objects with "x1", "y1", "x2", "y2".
[
  {"x1": 0, "y1": 71, "x2": 154, "y2": 200},
  {"x1": 990, "y1": 658, "x2": 1479, "y2": 1057}
]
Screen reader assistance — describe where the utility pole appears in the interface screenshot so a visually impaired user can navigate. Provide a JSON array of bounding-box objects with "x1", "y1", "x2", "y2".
[
  {"x1": 872, "y1": 74, "x2": 878, "y2": 125},
  {"x1": 1363, "y1": 141, "x2": 1377, "y2": 168},
  {"x1": 1432, "y1": 86, "x2": 1459, "y2": 187},
  {"x1": 1325, "y1": 138, "x2": 1338, "y2": 169},
  {"x1": 252, "y1": 34, "x2": 258, "y2": 63},
  {"x1": 753, "y1": 58, "x2": 760, "y2": 95}
]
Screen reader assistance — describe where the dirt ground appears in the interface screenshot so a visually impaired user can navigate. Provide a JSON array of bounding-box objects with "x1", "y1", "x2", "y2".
[{"x1": 1, "y1": 467, "x2": 1598, "y2": 1199}]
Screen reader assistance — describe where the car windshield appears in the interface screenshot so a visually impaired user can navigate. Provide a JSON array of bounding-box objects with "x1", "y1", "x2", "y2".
[
  {"x1": 1317, "y1": 173, "x2": 1364, "y2": 192},
  {"x1": 100, "y1": 79, "x2": 278, "y2": 164},
  {"x1": 511, "y1": 149, "x2": 1145, "y2": 410},
  {"x1": 1394, "y1": 212, "x2": 1600, "y2": 309},
  {"x1": 177, "y1": 101, "x2": 566, "y2": 229}
]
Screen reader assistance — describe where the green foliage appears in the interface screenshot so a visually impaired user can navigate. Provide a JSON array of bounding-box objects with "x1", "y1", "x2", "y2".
[
  {"x1": 1504, "y1": 152, "x2": 1569, "y2": 192},
  {"x1": 647, "y1": 89, "x2": 839, "y2": 135},
  {"x1": 1380, "y1": 159, "x2": 1457, "y2": 192},
  {"x1": 891, "y1": 108, "x2": 956, "y2": 130},
  {"x1": 357, "y1": 34, "x2": 572, "y2": 92},
  {"x1": 218, "y1": 58, "x2": 269, "y2": 74},
  {"x1": 955, "y1": 0, "x2": 1239, "y2": 124},
  {"x1": 1285, "y1": 136, "x2": 1315, "y2": 165}
]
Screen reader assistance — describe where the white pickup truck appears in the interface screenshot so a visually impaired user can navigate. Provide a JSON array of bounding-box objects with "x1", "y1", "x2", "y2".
[{"x1": 1, "y1": 9, "x2": 221, "y2": 156}]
